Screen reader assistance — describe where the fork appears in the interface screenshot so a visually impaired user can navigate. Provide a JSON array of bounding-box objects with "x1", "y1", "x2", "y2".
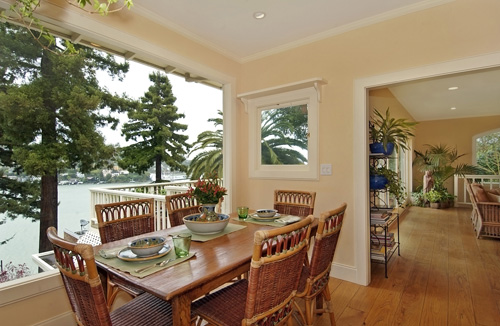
[{"x1": 134, "y1": 258, "x2": 174, "y2": 273}]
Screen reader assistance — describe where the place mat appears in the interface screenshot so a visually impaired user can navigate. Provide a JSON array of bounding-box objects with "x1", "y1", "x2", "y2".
[
  {"x1": 233, "y1": 214, "x2": 302, "y2": 227},
  {"x1": 95, "y1": 249, "x2": 196, "y2": 278},
  {"x1": 170, "y1": 223, "x2": 247, "y2": 242}
]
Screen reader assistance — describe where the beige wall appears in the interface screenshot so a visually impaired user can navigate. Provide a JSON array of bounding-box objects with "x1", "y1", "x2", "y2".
[
  {"x1": 4, "y1": 0, "x2": 500, "y2": 323},
  {"x1": 235, "y1": 0, "x2": 500, "y2": 267}
]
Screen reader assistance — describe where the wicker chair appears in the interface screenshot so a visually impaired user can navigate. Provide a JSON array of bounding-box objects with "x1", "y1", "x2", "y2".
[
  {"x1": 274, "y1": 190, "x2": 316, "y2": 217},
  {"x1": 94, "y1": 198, "x2": 155, "y2": 308},
  {"x1": 192, "y1": 216, "x2": 314, "y2": 326},
  {"x1": 46, "y1": 227, "x2": 175, "y2": 326},
  {"x1": 166, "y1": 192, "x2": 202, "y2": 227},
  {"x1": 466, "y1": 183, "x2": 500, "y2": 239},
  {"x1": 294, "y1": 203, "x2": 347, "y2": 326}
]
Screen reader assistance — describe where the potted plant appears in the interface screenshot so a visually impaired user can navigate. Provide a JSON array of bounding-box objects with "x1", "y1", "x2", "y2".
[
  {"x1": 369, "y1": 108, "x2": 418, "y2": 155},
  {"x1": 424, "y1": 189, "x2": 443, "y2": 208},
  {"x1": 370, "y1": 165, "x2": 406, "y2": 206},
  {"x1": 186, "y1": 172, "x2": 227, "y2": 221}
]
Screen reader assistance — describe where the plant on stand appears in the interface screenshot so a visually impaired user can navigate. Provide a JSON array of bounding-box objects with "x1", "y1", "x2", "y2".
[
  {"x1": 369, "y1": 108, "x2": 417, "y2": 155},
  {"x1": 370, "y1": 165, "x2": 406, "y2": 207},
  {"x1": 187, "y1": 172, "x2": 227, "y2": 221}
]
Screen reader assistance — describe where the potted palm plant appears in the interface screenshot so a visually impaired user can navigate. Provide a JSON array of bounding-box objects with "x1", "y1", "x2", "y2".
[
  {"x1": 369, "y1": 108, "x2": 418, "y2": 155},
  {"x1": 369, "y1": 165, "x2": 406, "y2": 206}
]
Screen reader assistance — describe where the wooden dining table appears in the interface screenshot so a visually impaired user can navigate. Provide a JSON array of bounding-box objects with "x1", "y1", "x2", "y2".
[{"x1": 94, "y1": 212, "x2": 313, "y2": 326}]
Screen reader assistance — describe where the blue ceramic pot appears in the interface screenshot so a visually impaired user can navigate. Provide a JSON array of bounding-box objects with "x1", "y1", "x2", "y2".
[
  {"x1": 370, "y1": 175, "x2": 388, "y2": 189},
  {"x1": 370, "y1": 142, "x2": 394, "y2": 155}
]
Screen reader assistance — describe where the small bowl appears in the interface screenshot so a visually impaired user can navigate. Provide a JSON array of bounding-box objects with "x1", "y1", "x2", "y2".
[
  {"x1": 183, "y1": 214, "x2": 229, "y2": 235},
  {"x1": 128, "y1": 236, "x2": 166, "y2": 257},
  {"x1": 256, "y1": 209, "x2": 278, "y2": 218}
]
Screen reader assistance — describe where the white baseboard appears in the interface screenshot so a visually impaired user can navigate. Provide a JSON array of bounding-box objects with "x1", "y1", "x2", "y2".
[
  {"x1": 330, "y1": 262, "x2": 358, "y2": 283},
  {"x1": 34, "y1": 312, "x2": 76, "y2": 326}
]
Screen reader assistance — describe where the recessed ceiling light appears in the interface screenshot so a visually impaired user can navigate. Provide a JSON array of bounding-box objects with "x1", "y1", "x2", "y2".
[
  {"x1": 450, "y1": 107, "x2": 457, "y2": 110},
  {"x1": 448, "y1": 86, "x2": 459, "y2": 90},
  {"x1": 253, "y1": 12, "x2": 266, "y2": 19}
]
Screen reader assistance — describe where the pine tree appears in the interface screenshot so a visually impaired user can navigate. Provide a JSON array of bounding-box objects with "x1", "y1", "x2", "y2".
[
  {"x1": 0, "y1": 22, "x2": 133, "y2": 252},
  {"x1": 119, "y1": 72, "x2": 190, "y2": 182}
]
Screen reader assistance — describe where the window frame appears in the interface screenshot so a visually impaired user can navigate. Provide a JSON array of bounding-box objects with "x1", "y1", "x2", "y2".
[{"x1": 246, "y1": 86, "x2": 319, "y2": 180}]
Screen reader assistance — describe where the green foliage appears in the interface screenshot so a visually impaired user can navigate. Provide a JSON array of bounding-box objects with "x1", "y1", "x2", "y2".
[
  {"x1": 370, "y1": 165, "x2": 406, "y2": 206},
  {"x1": 476, "y1": 131, "x2": 500, "y2": 175},
  {"x1": 187, "y1": 110, "x2": 223, "y2": 180},
  {"x1": 369, "y1": 108, "x2": 417, "y2": 152},
  {"x1": 260, "y1": 106, "x2": 308, "y2": 165},
  {"x1": 119, "y1": 72, "x2": 190, "y2": 181},
  {"x1": 424, "y1": 188, "x2": 454, "y2": 204},
  {"x1": 0, "y1": 22, "x2": 134, "y2": 252},
  {"x1": 413, "y1": 144, "x2": 483, "y2": 190}
]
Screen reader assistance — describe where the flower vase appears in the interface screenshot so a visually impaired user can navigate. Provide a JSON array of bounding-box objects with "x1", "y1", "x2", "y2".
[{"x1": 198, "y1": 203, "x2": 219, "y2": 222}]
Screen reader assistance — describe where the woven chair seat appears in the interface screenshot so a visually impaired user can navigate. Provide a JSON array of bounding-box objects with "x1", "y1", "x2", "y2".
[
  {"x1": 110, "y1": 292, "x2": 174, "y2": 325},
  {"x1": 192, "y1": 279, "x2": 248, "y2": 325}
]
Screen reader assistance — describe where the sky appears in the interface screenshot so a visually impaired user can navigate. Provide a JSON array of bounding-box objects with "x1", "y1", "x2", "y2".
[{"x1": 96, "y1": 59, "x2": 222, "y2": 152}]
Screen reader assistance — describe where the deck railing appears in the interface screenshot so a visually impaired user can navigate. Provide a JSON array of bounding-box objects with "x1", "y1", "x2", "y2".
[
  {"x1": 89, "y1": 180, "x2": 197, "y2": 230},
  {"x1": 454, "y1": 174, "x2": 500, "y2": 206}
]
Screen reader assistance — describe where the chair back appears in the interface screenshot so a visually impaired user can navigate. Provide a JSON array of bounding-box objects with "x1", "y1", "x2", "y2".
[
  {"x1": 47, "y1": 227, "x2": 112, "y2": 326},
  {"x1": 165, "y1": 192, "x2": 201, "y2": 227},
  {"x1": 308, "y1": 203, "x2": 347, "y2": 288},
  {"x1": 95, "y1": 198, "x2": 155, "y2": 243},
  {"x1": 244, "y1": 215, "x2": 314, "y2": 325},
  {"x1": 274, "y1": 190, "x2": 316, "y2": 217}
]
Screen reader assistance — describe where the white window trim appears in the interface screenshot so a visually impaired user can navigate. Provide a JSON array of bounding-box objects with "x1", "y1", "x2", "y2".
[{"x1": 239, "y1": 79, "x2": 326, "y2": 180}]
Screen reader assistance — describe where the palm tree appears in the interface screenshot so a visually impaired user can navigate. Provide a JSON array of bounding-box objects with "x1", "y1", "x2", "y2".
[
  {"x1": 187, "y1": 111, "x2": 223, "y2": 179},
  {"x1": 260, "y1": 106, "x2": 308, "y2": 165},
  {"x1": 413, "y1": 144, "x2": 482, "y2": 190}
]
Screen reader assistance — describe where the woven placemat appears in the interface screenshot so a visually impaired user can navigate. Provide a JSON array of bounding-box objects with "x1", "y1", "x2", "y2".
[
  {"x1": 96, "y1": 249, "x2": 196, "y2": 278},
  {"x1": 232, "y1": 214, "x2": 302, "y2": 227}
]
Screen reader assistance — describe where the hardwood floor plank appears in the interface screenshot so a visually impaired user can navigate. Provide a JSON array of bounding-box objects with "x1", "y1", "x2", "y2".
[
  {"x1": 392, "y1": 260, "x2": 430, "y2": 326},
  {"x1": 326, "y1": 207, "x2": 500, "y2": 326}
]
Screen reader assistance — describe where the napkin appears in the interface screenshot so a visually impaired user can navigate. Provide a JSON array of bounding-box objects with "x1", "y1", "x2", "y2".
[
  {"x1": 274, "y1": 215, "x2": 301, "y2": 225},
  {"x1": 99, "y1": 246, "x2": 127, "y2": 259}
]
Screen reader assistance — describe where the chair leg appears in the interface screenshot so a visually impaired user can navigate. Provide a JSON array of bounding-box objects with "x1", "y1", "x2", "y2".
[
  {"x1": 106, "y1": 276, "x2": 120, "y2": 309},
  {"x1": 320, "y1": 287, "x2": 336, "y2": 326},
  {"x1": 304, "y1": 297, "x2": 314, "y2": 326}
]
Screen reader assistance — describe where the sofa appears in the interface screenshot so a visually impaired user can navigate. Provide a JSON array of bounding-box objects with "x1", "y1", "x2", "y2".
[{"x1": 466, "y1": 183, "x2": 500, "y2": 239}]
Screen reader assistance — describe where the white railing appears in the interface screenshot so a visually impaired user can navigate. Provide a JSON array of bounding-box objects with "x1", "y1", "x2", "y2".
[
  {"x1": 89, "y1": 180, "x2": 197, "y2": 230},
  {"x1": 454, "y1": 174, "x2": 500, "y2": 206}
]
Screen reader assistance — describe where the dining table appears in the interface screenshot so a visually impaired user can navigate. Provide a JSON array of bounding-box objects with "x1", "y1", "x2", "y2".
[{"x1": 93, "y1": 211, "x2": 317, "y2": 326}]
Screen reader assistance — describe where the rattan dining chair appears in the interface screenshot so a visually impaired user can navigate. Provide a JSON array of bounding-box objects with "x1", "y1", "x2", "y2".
[
  {"x1": 165, "y1": 192, "x2": 201, "y2": 227},
  {"x1": 293, "y1": 203, "x2": 347, "y2": 326},
  {"x1": 274, "y1": 190, "x2": 316, "y2": 217},
  {"x1": 95, "y1": 198, "x2": 155, "y2": 308},
  {"x1": 46, "y1": 226, "x2": 176, "y2": 326},
  {"x1": 192, "y1": 215, "x2": 314, "y2": 326}
]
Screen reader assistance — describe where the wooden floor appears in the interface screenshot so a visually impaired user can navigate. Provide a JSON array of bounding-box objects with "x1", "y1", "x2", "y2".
[{"x1": 294, "y1": 206, "x2": 500, "y2": 326}]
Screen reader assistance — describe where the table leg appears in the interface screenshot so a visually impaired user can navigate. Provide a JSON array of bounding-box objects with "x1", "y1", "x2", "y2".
[{"x1": 171, "y1": 295, "x2": 193, "y2": 326}]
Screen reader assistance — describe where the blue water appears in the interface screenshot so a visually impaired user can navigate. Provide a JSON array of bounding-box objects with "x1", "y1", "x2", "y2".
[{"x1": 0, "y1": 183, "x2": 130, "y2": 275}]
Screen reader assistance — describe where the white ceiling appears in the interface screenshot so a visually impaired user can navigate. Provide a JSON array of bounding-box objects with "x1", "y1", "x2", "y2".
[{"x1": 133, "y1": 0, "x2": 500, "y2": 122}]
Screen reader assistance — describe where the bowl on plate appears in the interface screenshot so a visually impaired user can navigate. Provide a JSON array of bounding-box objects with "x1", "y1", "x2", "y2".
[
  {"x1": 255, "y1": 209, "x2": 278, "y2": 218},
  {"x1": 128, "y1": 236, "x2": 166, "y2": 257},
  {"x1": 183, "y1": 213, "x2": 229, "y2": 234}
]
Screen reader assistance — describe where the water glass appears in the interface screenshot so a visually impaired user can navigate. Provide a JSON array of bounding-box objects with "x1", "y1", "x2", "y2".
[
  {"x1": 237, "y1": 206, "x2": 249, "y2": 220},
  {"x1": 172, "y1": 233, "x2": 191, "y2": 257}
]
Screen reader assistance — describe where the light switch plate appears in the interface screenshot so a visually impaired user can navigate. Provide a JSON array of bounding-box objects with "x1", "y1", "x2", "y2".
[{"x1": 320, "y1": 164, "x2": 332, "y2": 175}]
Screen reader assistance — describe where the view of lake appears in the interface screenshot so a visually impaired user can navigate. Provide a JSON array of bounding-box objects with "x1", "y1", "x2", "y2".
[{"x1": 0, "y1": 183, "x2": 132, "y2": 275}]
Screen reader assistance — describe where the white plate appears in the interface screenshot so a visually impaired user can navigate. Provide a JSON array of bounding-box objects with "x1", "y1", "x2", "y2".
[
  {"x1": 250, "y1": 213, "x2": 281, "y2": 221},
  {"x1": 117, "y1": 244, "x2": 172, "y2": 262}
]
